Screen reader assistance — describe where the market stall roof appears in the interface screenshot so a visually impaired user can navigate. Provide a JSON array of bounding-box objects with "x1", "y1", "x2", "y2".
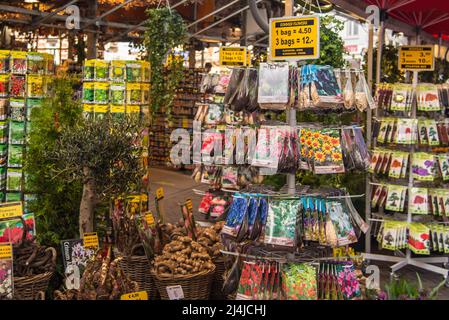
[{"x1": 364, "y1": 0, "x2": 449, "y2": 39}]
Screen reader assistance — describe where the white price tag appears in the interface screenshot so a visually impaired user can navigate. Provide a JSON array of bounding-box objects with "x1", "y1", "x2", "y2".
[{"x1": 166, "y1": 285, "x2": 184, "y2": 300}]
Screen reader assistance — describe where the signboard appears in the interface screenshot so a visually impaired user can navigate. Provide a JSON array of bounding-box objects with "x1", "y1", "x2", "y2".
[
  {"x1": 219, "y1": 47, "x2": 247, "y2": 67},
  {"x1": 0, "y1": 202, "x2": 23, "y2": 220},
  {"x1": 120, "y1": 291, "x2": 148, "y2": 300},
  {"x1": 269, "y1": 15, "x2": 320, "y2": 61},
  {"x1": 185, "y1": 199, "x2": 193, "y2": 211},
  {"x1": 156, "y1": 187, "x2": 164, "y2": 200},
  {"x1": 82, "y1": 232, "x2": 99, "y2": 250},
  {"x1": 399, "y1": 45, "x2": 435, "y2": 71},
  {"x1": 145, "y1": 212, "x2": 155, "y2": 226}
]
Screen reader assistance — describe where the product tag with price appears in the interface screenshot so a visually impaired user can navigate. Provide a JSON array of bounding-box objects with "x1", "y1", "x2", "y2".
[
  {"x1": 145, "y1": 211, "x2": 155, "y2": 226},
  {"x1": 398, "y1": 45, "x2": 434, "y2": 71},
  {"x1": 185, "y1": 199, "x2": 193, "y2": 211},
  {"x1": 156, "y1": 187, "x2": 164, "y2": 200},
  {"x1": 0, "y1": 202, "x2": 23, "y2": 220},
  {"x1": 269, "y1": 15, "x2": 320, "y2": 61},
  {"x1": 120, "y1": 291, "x2": 148, "y2": 300},
  {"x1": 82, "y1": 232, "x2": 99, "y2": 250},
  {"x1": 166, "y1": 285, "x2": 184, "y2": 300},
  {"x1": 219, "y1": 47, "x2": 247, "y2": 67}
]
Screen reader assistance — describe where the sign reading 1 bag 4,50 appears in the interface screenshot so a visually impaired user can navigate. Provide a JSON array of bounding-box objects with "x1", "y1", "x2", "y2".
[{"x1": 269, "y1": 15, "x2": 320, "y2": 61}]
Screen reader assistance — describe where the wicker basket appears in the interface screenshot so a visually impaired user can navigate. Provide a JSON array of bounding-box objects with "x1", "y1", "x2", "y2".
[
  {"x1": 210, "y1": 258, "x2": 226, "y2": 300},
  {"x1": 152, "y1": 265, "x2": 215, "y2": 300},
  {"x1": 116, "y1": 253, "x2": 159, "y2": 299},
  {"x1": 13, "y1": 272, "x2": 53, "y2": 300}
]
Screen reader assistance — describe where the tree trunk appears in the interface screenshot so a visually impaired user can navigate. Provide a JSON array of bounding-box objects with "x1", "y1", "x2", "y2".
[{"x1": 79, "y1": 167, "x2": 96, "y2": 236}]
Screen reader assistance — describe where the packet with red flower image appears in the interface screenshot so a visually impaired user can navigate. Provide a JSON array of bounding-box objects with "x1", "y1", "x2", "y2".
[
  {"x1": 235, "y1": 261, "x2": 263, "y2": 300},
  {"x1": 0, "y1": 213, "x2": 35, "y2": 244}
]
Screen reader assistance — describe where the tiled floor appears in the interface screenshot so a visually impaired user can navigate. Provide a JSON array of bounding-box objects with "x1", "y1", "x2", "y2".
[{"x1": 148, "y1": 167, "x2": 449, "y2": 300}]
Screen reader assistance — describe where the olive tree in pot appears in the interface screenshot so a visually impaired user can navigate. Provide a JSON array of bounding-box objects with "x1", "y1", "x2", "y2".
[{"x1": 48, "y1": 116, "x2": 144, "y2": 236}]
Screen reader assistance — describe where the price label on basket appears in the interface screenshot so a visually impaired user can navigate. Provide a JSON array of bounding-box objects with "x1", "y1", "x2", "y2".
[
  {"x1": 145, "y1": 212, "x2": 155, "y2": 226},
  {"x1": 120, "y1": 291, "x2": 148, "y2": 300},
  {"x1": 219, "y1": 47, "x2": 247, "y2": 67},
  {"x1": 269, "y1": 15, "x2": 320, "y2": 61},
  {"x1": 166, "y1": 285, "x2": 184, "y2": 300},
  {"x1": 156, "y1": 187, "x2": 164, "y2": 200},
  {"x1": 398, "y1": 45, "x2": 435, "y2": 71},
  {"x1": 185, "y1": 199, "x2": 193, "y2": 211},
  {"x1": 83, "y1": 232, "x2": 99, "y2": 250},
  {"x1": 0, "y1": 202, "x2": 23, "y2": 220},
  {"x1": 0, "y1": 243, "x2": 12, "y2": 259}
]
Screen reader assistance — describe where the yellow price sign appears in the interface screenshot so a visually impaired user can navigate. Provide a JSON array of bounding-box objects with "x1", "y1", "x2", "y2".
[
  {"x1": 0, "y1": 243, "x2": 12, "y2": 259},
  {"x1": 185, "y1": 199, "x2": 193, "y2": 211},
  {"x1": 156, "y1": 187, "x2": 164, "y2": 200},
  {"x1": 398, "y1": 45, "x2": 434, "y2": 71},
  {"x1": 120, "y1": 291, "x2": 148, "y2": 300},
  {"x1": 145, "y1": 212, "x2": 155, "y2": 226},
  {"x1": 0, "y1": 202, "x2": 23, "y2": 220},
  {"x1": 246, "y1": 50, "x2": 251, "y2": 67},
  {"x1": 219, "y1": 47, "x2": 247, "y2": 67},
  {"x1": 182, "y1": 118, "x2": 189, "y2": 128},
  {"x1": 269, "y1": 15, "x2": 320, "y2": 61},
  {"x1": 83, "y1": 232, "x2": 99, "y2": 249}
]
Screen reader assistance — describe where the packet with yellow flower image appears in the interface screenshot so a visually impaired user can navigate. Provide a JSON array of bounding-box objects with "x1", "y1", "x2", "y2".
[{"x1": 311, "y1": 128, "x2": 345, "y2": 174}]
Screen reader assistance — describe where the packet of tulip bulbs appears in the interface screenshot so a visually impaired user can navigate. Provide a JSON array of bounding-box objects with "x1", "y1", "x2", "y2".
[
  {"x1": 264, "y1": 199, "x2": 301, "y2": 247},
  {"x1": 235, "y1": 261, "x2": 264, "y2": 300},
  {"x1": 0, "y1": 243, "x2": 14, "y2": 299},
  {"x1": 258, "y1": 62, "x2": 290, "y2": 108},
  {"x1": 222, "y1": 195, "x2": 249, "y2": 237}
]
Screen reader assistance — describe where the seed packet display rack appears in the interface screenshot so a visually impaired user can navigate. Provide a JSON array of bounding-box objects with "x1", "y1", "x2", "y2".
[{"x1": 364, "y1": 68, "x2": 449, "y2": 280}]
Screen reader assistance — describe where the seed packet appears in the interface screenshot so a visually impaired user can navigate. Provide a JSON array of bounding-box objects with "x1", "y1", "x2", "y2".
[
  {"x1": 222, "y1": 196, "x2": 249, "y2": 237},
  {"x1": 396, "y1": 118, "x2": 417, "y2": 144},
  {"x1": 418, "y1": 120, "x2": 428, "y2": 145},
  {"x1": 109, "y1": 84, "x2": 125, "y2": 105},
  {"x1": 236, "y1": 261, "x2": 262, "y2": 300},
  {"x1": 7, "y1": 145, "x2": 23, "y2": 167},
  {"x1": 264, "y1": 199, "x2": 301, "y2": 247},
  {"x1": 327, "y1": 200, "x2": 357, "y2": 246},
  {"x1": 408, "y1": 223, "x2": 430, "y2": 255},
  {"x1": 10, "y1": 75, "x2": 26, "y2": 97},
  {"x1": 0, "y1": 74, "x2": 9, "y2": 97},
  {"x1": 93, "y1": 104, "x2": 108, "y2": 120},
  {"x1": 0, "y1": 243, "x2": 14, "y2": 299},
  {"x1": 141, "y1": 83, "x2": 150, "y2": 105},
  {"x1": 438, "y1": 155, "x2": 449, "y2": 181},
  {"x1": 5, "y1": 192, "x2": 21, "y2": 202},
  {"x1": 110, "y1": 60, "x2": 125, "y2": 82},
  {"x1": 282, "y1": 263, "x2": 317, "y2": 300},
  {"x1": 110, "y1": 104, "x2": 125, "y2": 121},
  {"x1": 126, "y1": 62, "x2": 142, "y2": 82},
  {"x1": 313, "y1": 129, "x2": 345, "y2": 174},
  {"x1": 258, "y1": 62, "x2": 289, "y2": 106},
  {"x1": 82, "y1": 82, "x2": 94, "y2": 103},
  {"x1": 26, "y1": 75, "x2": 44, "y2": 98},
  {"x1": 425, "y1": 120, "x2": 440, "y2": 146},
  {"x1": 8, "y1": 121, "x2": 24, "y2": 145},
  {"x1": 10, "y1": 51, "x2": 27, "y2": 74},
  {"x1": 94, "y1": 82, "x2": 109, "y2": 104},
  {"x1": 385, "y1": 184, "x2": 407, "y2": 212},
  {"x1": 9, "y1": 99, "x2": 25, "y2": 122},
  {"x1": 126, "y1": 82, "x2": 142, "y2": 105},
  {"x1": 409, "y1": 187, "x2": 428, "y2": 214},
  {"x1": 142, "y1": 61, "x2": 150, "y2": 82},
  {"x1": 416, "y1": 84, "x2": 440, "y2": 111},
  {"x1": 376, "y1": 119, "x2": 390, "y2": 143},
  {"x1": 204, "y1": 103, "x2": 224, "y2": 125},
  {"x1": 0, "y1": 121, "x2": 7, "y2": 144},
  {"x1": 0, "y1": 50, "x2": 10, "y2": 73},
  {"x1": 221, "y1": 166, "x2": 239, "y2": 190},
  {"x1": 83, "y1": 59, "x2": 95, "y2": 81},
  {"x1": 391, "y1": 83, "x2": 413, "y2": 111},
  {"x1": 27, "y1": 52, "x2": 45, "y2": 75},
  {"x1": 412, "y1": 152, "x2": 435, "y2": 181},
  {"x1": 94, "y1": 60, "x2": 109, "y2": 81},
  {"x1": 0, "y1": 144, "x2": 7, "y2": 167},
  {"x1": 6, "y1": 168, "x2": 22, "y2": 191},
  {"x1": 388, "y1": 152, "x2": 406, "y2": 178}
]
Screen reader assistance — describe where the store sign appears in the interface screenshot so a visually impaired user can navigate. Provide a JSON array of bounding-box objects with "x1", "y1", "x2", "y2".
[
  {"x1": 156, "y1": 187, "x2": 164, "y2": 200},
  {"x1": 219, "y1": 47, "x2": 247, "y2": 67},
  {"x1": 82, "y1": 232, "x2": 99, "y2": 249},
  {"x1": 269, "y1": 15, "x2": 320, "y2": 61},
  {"x1": 120, "y1": 291, "x2": 148, "y2": 300},
  {"x1": 0, "y1": 202, "x2": 23, "y2": 220},
  {"x1": 398, "y1": 45, "x2": 435, "y2": 71}
]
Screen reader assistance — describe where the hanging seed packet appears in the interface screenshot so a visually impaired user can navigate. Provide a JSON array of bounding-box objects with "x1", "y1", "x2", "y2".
[
  {"x1": 83, "y1": 59, "x2": 95, "y2": 81},
  {"x1": 385, "y1": 184, "x2": 407, "y2": 212},
  {"x1": 6, "y1": 169, "x2": 22, "y2": 191},
  {"x1": 313, "y1": 129, "x2": 345, "y2": 174},
  {"x1": 390, "y1": 84, "x2": 412, "y2": 111},
  {"x1": 258, "y1": 62, "x2": 290, "y2": 105},
  {"x1": 10, "y1": 75, "x2": 25, "y2": 97},
  {"x1": 126, "y1": 82, "x2": 142, "y2": 105},
  {"x1": 222, "y1": 196, "x2": 249, "y2": 237},
  {"x1": 0, "y1": 99, "x2": 8, "y2": 121},
  {"x1": 408, "y1": 223, "x2": 430, "y2": 255},
  {"x1": 142, "y1": 61, "x2": 151, "y2": 82},
  {"x1": 94, "y1": 60, "x2": 109, "y2": 81},
  {"x1": 110, "y1": 60, "x2": 125, "y2": 82},
  {"x1": 388, "y1": 152, "x2": 407, "y2": 179},
  {"x1": 141, "y1": 83, "x2": 150, "y2": 104},
  {"x1": 9, "y1": 99, "x2": 25, "y2": 122},
  {"x1": 204, "y1": 103, "x2": 223, "y2": 125},
  {"x1": 93, "y1": 104, "x2": 108, "y2": 120},
  {"x1": 26, "y1": 52, "x2": 45, "y2": 75},
  {"x1": 327, "y1": 201, "x2": 357, "y2": 246},
  {"x1": 82, "y1": 82, "x2": 94, "y2": 103},
  {"x1": 264, "y1": 199, "x2": 301, "y2": 247},
  {"x1": 109, "y1": 84, "x2": 125, "y2": 105},
  {"x1": 5, "y1": 192, "x2": 21, "y2": 202},
  {"x1": 438, "y1": 155, "x2": 449, "y2": 181},
  {"x1": 416, "y1": 84, "x2": 440, "y2": 111},
  {"x1": 110, "y1": 104, "x2": 125, "y2": 121},
  {"x1": 0, "y1": 50, "x2": 10, "y2": 73},
  {"x1": 26, "y1": 75, "x2": 44, "y2": 98},
  {"x1": 236, "y1": 261, "x2": 260, "y2": 300},
  {"x1": 396, "y1": 118, "x2": 417, "y2": 144},
  {"x1": 10, "y1": 51, "x2": 27, "y2": 74},
  {"x1": 425, "y1": 120, "x2": 440, "y2": 146},
  {"x1": 418, "y1": 120, "x2": 428, "y2": 145},
  {"x1": 94, "y1": 82, "x2": 109, "y2": 104},
  {"x1": 409, "y1": 187, "x2": 428, "y2": 214},
  {"x1": 0, "y1": 75, "x2": 9, "y2": 97},
  {"x1": 7, "y1": 145, "x2": 23, "y2": 168},
  {"x1": 221, "y1": 166, "x2": 239, "y2": 190},
  {"x1": 412, "y1": 152, "x2": 435, "y2": 181},
  {"x1": 126, "y1": 62, "x2": 142, "y2": 82},
  {"x1": 0, "y1": 242, "x2": 14, "y2": 299},
  {"x1": 8, "y1": 121, "x2": 24, "y2": 145},
  {"x1": 282, "y1": 263, "x2": 317, "y2": 300}
]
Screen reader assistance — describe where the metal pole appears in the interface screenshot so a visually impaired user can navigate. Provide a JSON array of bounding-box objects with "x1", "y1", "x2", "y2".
[
  {"x1": 365, "y1": 22, "x2": 374, "y2": 256},
  {"x1": 376, "y1": 20, "x2": 385, "y2": 85},
  {"x1": 30, "y1": 0, "x2": 78, "y2": 27}
]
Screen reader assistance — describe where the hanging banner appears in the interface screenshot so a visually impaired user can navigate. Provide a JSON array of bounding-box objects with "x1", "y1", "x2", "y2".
[
  {"x1": 398, "y1": 45, "x2": 435, "y2": 71},
  {"x1": 269, "y1": 15, "x2": 320, "y2": 61},
  {"x1": 219, "y1": 47, "x2": 247, "y2": 67}
]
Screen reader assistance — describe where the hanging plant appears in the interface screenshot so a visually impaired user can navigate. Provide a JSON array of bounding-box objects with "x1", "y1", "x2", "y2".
[{"x1": 144, "y1": 7, "x2": 187, "y2": 117}]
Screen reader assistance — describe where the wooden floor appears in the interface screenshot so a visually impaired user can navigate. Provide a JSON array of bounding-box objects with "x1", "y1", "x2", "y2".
[{"x1": 148, "y1": 167, "x2": 449, "y2": 300}]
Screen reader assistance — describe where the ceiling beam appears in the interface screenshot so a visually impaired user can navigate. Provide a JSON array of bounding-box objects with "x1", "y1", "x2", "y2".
[
  {"x1": 83, "y1": 0, "x2": 137, "y2": 29},
  {"x1": 30, "y1": 0, "x2": 79, "y2": 27}
]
